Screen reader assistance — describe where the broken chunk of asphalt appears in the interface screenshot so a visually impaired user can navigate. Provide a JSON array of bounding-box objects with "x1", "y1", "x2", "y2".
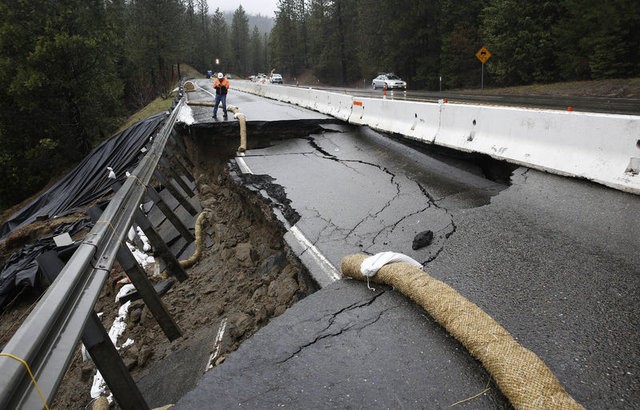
[{"x1": 412, "y1": 230, "x2": 434, "y2": 250}]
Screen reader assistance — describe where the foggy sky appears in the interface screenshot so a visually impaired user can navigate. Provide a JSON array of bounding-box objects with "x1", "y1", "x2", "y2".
[{"x1": 207, "y1": 0, "x2": 278, "y2": 17}]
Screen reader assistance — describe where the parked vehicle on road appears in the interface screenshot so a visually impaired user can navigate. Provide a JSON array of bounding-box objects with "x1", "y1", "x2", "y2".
[
  {"x1": 251, "y1": 73, "x2": 268, "y2": 83},
  {"x1": 270, "y1": 73, "x2": 283, "y2": 84},
  {"x1": 372, "y1": 73, "x2": 407, "y2": 90}
]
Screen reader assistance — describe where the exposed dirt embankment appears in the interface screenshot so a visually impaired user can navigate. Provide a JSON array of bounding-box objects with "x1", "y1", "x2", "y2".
[{"x1": 45, "y1": 128, "x2": 318, "y2": 408}]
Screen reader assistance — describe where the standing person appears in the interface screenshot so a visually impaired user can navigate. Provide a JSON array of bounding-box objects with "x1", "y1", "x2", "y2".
[{"x1": 213, "y1": 72, "x2": 230, "y2": 120}]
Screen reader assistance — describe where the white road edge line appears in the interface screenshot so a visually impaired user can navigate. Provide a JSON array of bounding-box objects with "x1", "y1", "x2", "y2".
[
  {"x1": 236, "y1": 157, "x2": 253, "y2": 174},
  {"x1": 195, "y1": 82, "x2": 216, "y2": 99},
  {"x1": 219, "y1": 89, "x2": 339, "y2": 285},
  {"x1": 289, "y1": 226, "x2": 341, "y2": 283}
]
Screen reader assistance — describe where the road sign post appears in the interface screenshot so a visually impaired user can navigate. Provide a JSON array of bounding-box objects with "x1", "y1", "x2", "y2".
[{"x1": 475, "y1": 47, "x2": 492, "y2": 91}]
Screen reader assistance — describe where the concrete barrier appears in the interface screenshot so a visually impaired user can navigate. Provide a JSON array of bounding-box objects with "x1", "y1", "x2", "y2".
[
  {"x1": 278, "y1": 86, "x2": 313, "y2": 108},
  {"x1": 235, "y1": 81, "x2": 311, "y2": 109},
  {"x1": 310, "y1": 90, "x2": 353, "y2": 121},
  {"x1": 231, "y1": 80, "x2": 640, "y2": 194},
  {"x1": 235, "y1": 82, "x2": 354, "y2": 122},
  {"x1": 434, "y1": 104, "x2": 640, "y2": 193},
  {"x1": 261, "y1": 83, "x2": 283, "y2": 101},
  {"x1": 252, "y1": 83, "x2": 267, "y2": 97},
  {"x1": 349, "y1": 97, "x2": 441, "y2": 142},
  {"x1": 232, "y1": 80, "x2": 256, "y2": 94}
]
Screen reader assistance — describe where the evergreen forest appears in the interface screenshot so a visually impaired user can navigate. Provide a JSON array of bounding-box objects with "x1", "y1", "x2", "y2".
[
  {"x1": 270, "y1": 0, "x2": 640, "y2": 88},
  {"x1": 0, "y1": 0, "x2": 638, "y2": 210}
]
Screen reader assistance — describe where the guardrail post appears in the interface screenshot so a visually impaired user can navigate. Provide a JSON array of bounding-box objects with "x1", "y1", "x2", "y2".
[
  {"x1": 134, "y1": 208, "x2": 189, "y2": 282},
  {"x1": 110, "y1": 181, "x2": 189, "y2": 282},
  {"x1": 144, "y1": 186, "x2": 195, "y2": 243},
  {"x1": 160, "y1": 157, "x2": 195, "y2": 197},
  {"x1": 88, "y1": 207, "x2": 183, "y2": 342},
  {"x1": 169, "y1": 129, "x2": 189, "y2": 161},
  {"x1": 166, "y1": 145, "x2": 195, "y2": 183},
  {"x1": 114, "y1": 245, "x2": 183, "y2": 341},
  {"x1": 169, "y1": 140, "x2": 194, "y2": 169},
  {"x1": 83, "y1": 312, "x2": 151, "y2": 410},
  {"x1": 36, "y1": 251, "x2": 150, "y2": 410},
  {"x1": 154, "y1": 170, "x2": 198, "y2": 216}
]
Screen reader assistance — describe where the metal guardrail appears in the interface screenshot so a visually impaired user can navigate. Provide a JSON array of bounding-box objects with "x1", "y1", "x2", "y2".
[
  {"x1": 0, "y1": 98, "x2": 185, "y2": 409},
  {"x1": 418, "y1": 92, "x2": 640, "y2": 115},
  {"x1": 318, "y1": 86, "x2": 640, "y2": 115}
]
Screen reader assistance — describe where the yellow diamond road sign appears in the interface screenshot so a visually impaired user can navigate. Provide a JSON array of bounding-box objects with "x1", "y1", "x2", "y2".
[{"x1": 476, "y1": 47, "x2": 492, "y2": 64}]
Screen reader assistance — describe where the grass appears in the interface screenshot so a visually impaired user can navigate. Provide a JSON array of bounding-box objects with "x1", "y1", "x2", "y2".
[
  {"x1": 115, "y1": 64, "x2": 205, "y2": 133},
  {"x1": 115, "y1": 95, "x2": 175, "y2": 133},
  {"x1": 461, "y1": 77, "x2": 640, "y2": 98}
]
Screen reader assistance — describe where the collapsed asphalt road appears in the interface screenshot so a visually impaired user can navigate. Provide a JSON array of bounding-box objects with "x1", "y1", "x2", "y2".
[
  {"x1": 35, "y1": 81, "x2": 629, "y2": 408},
  {"x1": 166, "y1": 84, "x2": 639, "y2": 409},
  {"x1": 4, "y1": 80, "x2": 636, "y2": 409},
  {"x1": 236, "y1": 124, "x2": 509, "y2": 276}
]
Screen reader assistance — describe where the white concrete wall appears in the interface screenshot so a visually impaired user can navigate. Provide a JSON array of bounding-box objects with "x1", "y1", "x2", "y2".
[
  {"x1": 311, "y1": 90, "x2": 353, "y2": 122},
  {"x1": 233, "y1": 80, "x2": 640, "y2": 194},
  {"x1": 350, "y1": 97, "x2": 441, "y2": 143}
]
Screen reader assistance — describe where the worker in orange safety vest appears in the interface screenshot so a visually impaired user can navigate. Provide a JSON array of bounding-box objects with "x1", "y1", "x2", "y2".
[{"x1": 212, "y1": 72, "x2": 230, "y2": 120}]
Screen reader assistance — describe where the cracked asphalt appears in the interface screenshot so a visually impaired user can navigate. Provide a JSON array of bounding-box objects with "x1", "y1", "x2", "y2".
[
  {"x1": 174, "y1": 85, "x2": 639, "y2": 408},
  {"x1": 176, "y1": 281, "x2": 508, "y2": 409},
  {"x1": 236, "y1": 124, "x2": 504, "y2": 271}
]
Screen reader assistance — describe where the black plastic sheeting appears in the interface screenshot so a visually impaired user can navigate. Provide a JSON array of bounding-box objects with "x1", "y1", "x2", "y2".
[
  {"x1": 0, "y1": 113, "x2": 167, "y2": 310},
  {"x1": 0, "y1": 113, "x2": 166, "y2": 240},
  {"x1": 0, "y1": 219, "x2": 92, "y2": 310}
]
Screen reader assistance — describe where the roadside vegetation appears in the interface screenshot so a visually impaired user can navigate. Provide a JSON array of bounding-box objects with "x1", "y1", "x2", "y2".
[
  {"x1": 0, "y1": 1, "x2": 258, "y2": 211},
  {"x1": 116, "y1": 65, "x2": 203, "y2": 133},
  {"x1": 462, "y1": 78, "x2": 640, "y2": 98},
  {"x1": 269, "y1": 1, "x2": 640, "y2": 91}
]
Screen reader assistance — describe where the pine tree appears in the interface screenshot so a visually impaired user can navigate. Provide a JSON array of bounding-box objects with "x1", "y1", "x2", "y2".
[
  {"x1": 439, "y1": 0, "x2": 487, "y2": 89},
  {"x1": 231, "y1": 6, "x2": 251, "y2": 75},
  {"x1": 0, "y1": 0, "x2": 124, "y2": 207},
  {"x1": 250, "y1": 26, "x2": 265, "y2": 74},
  {"x1": 555, "y1": 0, "x2": 640, "y2": 80},
  {"x1": 481, "y1": 0, "x2": 561, "y2": 86},
  {"x1": 210, "y1": 8, "x2": 230, "y2": 73},
  {"x1": 271, "y1": 0, "x2": 300, "y2": 75}
]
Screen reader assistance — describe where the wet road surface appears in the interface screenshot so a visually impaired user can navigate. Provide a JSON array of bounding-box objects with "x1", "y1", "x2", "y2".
[{"x1": 167, "y1": 82, "x2": 640, "y2": 409}]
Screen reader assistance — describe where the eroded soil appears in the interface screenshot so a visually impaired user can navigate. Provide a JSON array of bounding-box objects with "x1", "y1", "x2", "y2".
[{"x1": 1, "y1": 128, "x2": 317, "y2": 409}]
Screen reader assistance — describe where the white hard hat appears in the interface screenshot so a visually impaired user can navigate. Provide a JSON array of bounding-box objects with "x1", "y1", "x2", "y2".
[{"x1": 218, "y1": 72, "x2": 223, "y2": 79}]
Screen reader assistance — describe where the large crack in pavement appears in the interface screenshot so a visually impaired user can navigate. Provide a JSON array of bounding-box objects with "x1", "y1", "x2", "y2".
[
  {"x1": 343, "y1": 162, "x2": 401, "y2": 239},
  {"x1": 277, "y1": 290, "x2": 389, "y2": 364},
  {"x1": 297, "y1": 207, "x2": 346, "y2": 250},
  {"x1": 370, "y1": 205, "x2": 432, "y2": 246},
  {"x1": 304, "y1": 136, "x2": 339, "y2": 160},
  {"x1": 417, "y1": 182, "x2": 458, "y2": 264},
  {"x1": 243, "y1": 129, "x2": 499, "y2": 276},
  {"x1": 301, "y1": 133, "x2": 459, "y2": 265}
]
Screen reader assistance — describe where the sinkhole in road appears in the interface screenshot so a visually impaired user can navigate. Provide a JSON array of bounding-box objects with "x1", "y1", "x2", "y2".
[
  {"x1": 5, "y1": 115, "x2": 524, "y2": 408},
  {"x1": 50, "y1": 123, "x2": 324, "y2": 408},
  {"x1": 54, "y1": 120, "x2": 519, "y2": 407},
  {"x1": 389, "y1": 132, "x2": 518, "y2": 185}
]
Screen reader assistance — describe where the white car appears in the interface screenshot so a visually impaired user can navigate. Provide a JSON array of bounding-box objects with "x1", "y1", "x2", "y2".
[
  {"x1": 372, "y1": 73, "x2": 407, "y2": 90},
  {"x1": 270, "y1": 73, "x2": 283, "y2": 84}
]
